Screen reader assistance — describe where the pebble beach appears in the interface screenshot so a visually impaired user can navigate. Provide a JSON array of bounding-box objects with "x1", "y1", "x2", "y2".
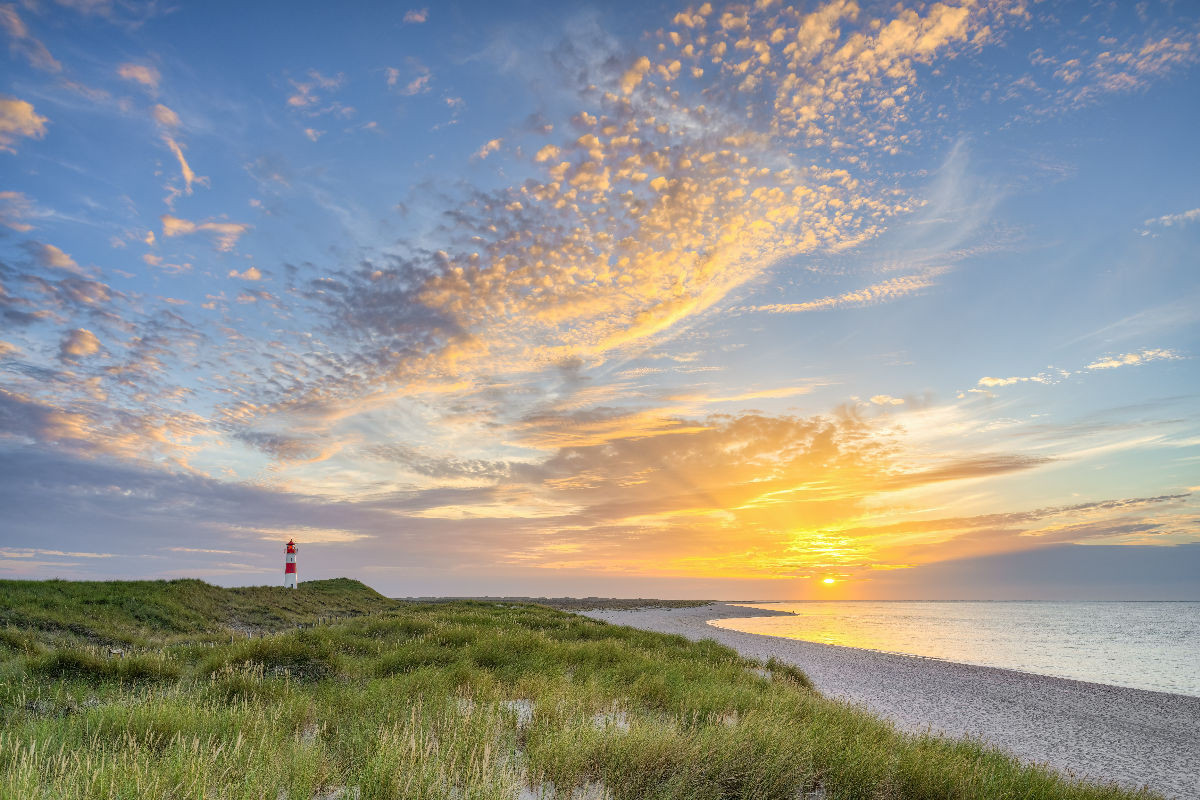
[{"x1": 580, "y1": 603, "x2": 1200, "y2": 800}]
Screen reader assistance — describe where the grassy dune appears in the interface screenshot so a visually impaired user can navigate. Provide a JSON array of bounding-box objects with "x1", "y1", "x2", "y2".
[{"x1": 0, "y1": 579, "x2": 1158, "y2": 799}]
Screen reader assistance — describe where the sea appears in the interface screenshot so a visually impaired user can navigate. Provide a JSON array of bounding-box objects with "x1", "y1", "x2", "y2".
[{"x1": 709, "y1": 601, "x2": 1200, "y2": 697}]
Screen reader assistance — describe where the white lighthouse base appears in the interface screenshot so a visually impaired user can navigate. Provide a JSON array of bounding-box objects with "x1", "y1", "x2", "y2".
[{"x1": 284, "y1": 572, "x2": 298, "y2": 589}]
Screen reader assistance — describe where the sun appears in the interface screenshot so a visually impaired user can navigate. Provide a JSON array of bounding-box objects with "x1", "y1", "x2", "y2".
[{"x1": 822, "y1": 577, "x2": 836, "y2": 585}]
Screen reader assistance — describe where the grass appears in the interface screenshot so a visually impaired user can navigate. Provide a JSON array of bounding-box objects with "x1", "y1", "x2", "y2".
[
  {"x1": 0, "y1": 578, "x2": 1160, "y2": 799},
  {"x1": 0, "y1": 577, "x2": 395, "y2": 648}
]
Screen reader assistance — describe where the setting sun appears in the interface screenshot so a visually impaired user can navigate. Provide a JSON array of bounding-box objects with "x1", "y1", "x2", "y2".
[{"x1": 823, "y1": 578, "x2": 837, "y2": 585}]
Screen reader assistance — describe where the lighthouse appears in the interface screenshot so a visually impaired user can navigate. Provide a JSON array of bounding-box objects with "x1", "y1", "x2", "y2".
[{"x1": 284, "y1": 539, "x2": 298, "y2": 589}]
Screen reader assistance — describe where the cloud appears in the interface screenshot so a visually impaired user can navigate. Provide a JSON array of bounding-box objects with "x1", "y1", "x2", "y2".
[
  {"x1": 0, "y1": 190, "x2": 36, "y2": 231},
  {"x1": 473, "y1": 138, "x2": 502, "y2": 159},
  {"x1": 701, "y1": 386, "x2": 816, "y2": 405},
  {"x1": 304, "y1": 127, "x2": 323, "y2": 142},
  {"x1": 966, "y1": 348, "x2": 1182, "y2": 396},
  {"x1": 163, "y1": 136, "x2": 203, "y2": 197},
  {"x1": 161, "y1": 214, "x2": 250, "y2": 252},
  {"x1": 4, "y1": 0, "x2": 1193, "y2": 595},
  {"x1": 0, "y1": 5, "x2": 61, "y2": 73},
  {"x1": 152, "y1": 103, "x2": 180, "y2": 128},
  {"x1": 399, "y1": 65, "x2": 431, "y2": 96},
  {"x1": 741, "y1": 269, "x2": 946, "y2": 314},
  {"x1": 0, "y1": 95, "x2": 48, "y2": 152},
  {"x1": 0, "y1": 447, "x2": 393, "y2": 565},
  {"x1": 24, "y1": 241, "x2": 83, "y2": 274},
  {"x1": 58, "y1": 328, "x2": 101, "y2": 361},
  {"x1": 619, "y1": 56, "x2": 651, "y2": 94},
  {"x1": 216, "y1": 1, "x2": 1019, "y2": 458},
  {"x1": 287, "y1": 69, "x2": 344, "y2": 110},
  {"x1": 881, "y1": 453, "x2": 1053, "y2": 491},
  {"x1": 1086, "y1": 348, "x2": 1181, "y2": 371},
  {"x1": 233, "y1": 430, "x2": 334, "y2": 462},
  {"x1": 978, "y1": 11, "x2": 1200, "y2": 126},
  {"x1": 977, "y1": 373, "x2": 1052, "y2": 388},
  {"x1": 403, "y1": 8, "x2": 428, "y2": 24},
  {"x1": 367, "y1": 444, "x2": 511, "y2": 481},
  {"x1": 228, "y1": 266, "x2": 262, "y2": 281},
  {"x1": 117, "y1": 63, "x2": 160, "y2": 91},
  {"x1": 1025, "y1": 27, "x2": 1200, "y2": 112},
  {"x1": 1140, "y1": 207, "x2": 1200, "y2": 235}
]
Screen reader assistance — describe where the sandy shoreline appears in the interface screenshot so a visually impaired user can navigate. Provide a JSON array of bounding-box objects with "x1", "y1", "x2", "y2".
[{"x1": 580, "y1": 603, "x2": 1200, "y2": 800}]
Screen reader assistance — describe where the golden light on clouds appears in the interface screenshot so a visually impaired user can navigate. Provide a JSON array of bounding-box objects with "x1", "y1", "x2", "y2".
[{"x1": 0, "y1": 0, "x2": 1196, "y2": 596}]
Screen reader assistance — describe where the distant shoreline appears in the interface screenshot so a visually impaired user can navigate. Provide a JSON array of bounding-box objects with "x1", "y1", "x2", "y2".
[{"x1": 580, "y1": 602, "x2": 1200, "y2": 800}]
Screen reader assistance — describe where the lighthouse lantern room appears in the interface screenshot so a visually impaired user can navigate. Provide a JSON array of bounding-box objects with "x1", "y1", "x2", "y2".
[{"x1": 284, "y1": 539, "x2": 298, "y2": 589}]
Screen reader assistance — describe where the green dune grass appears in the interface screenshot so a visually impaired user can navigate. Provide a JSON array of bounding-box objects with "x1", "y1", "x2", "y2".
[{"x1": 0, "y1": 579, "x2": 1159, "y2": 799}]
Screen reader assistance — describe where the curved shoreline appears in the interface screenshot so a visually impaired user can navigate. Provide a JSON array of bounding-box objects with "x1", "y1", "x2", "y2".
[
  {"x1": 707, "y1": 610, "x2": 1197, "y2": 699},
  {"x1": 580, "y1": 603, "x2": 1200, "y2": 800}
]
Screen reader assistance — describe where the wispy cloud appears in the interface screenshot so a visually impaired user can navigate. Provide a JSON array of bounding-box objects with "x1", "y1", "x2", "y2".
[
  {"x1": 966, "y1": 348, "x2": 1183, "y2": 397},
  {"x1": 1086, "y1": 348, "x2": 1182, "y2": 371},
  {"x1": 0, "y1": 5, "x2": 61, "y2": 73},
  {"x1": 161, "y1": 214, "x2": 250, "y2": 252},
  {"x1": 163, "y1": 136, "x2": 203, "y2": 198},
  {"x1": 116, "y1": 62, "x2": 160, "y2": 92},
  {"x1": 286, "y1": 69, "x2": 346, "y2": 112},
  {"x1": 0, "y1": 190, "x2": 37, "y2": 231},
  {"x1": 23, "y1": 241, "x2": 83, "y2": 274},
  {"x1": 152, "y1": 103, "x2": 180, "y2": 127},
  {"x1": 976, "y1": 373, "x2": 1056, "y2": 389},
  {"x1": 739, "y1": 270, "x2": 946, "y2": 315},
  {"x1": 1140, "y1": 207, "x2": 1200, "y2": 235}
]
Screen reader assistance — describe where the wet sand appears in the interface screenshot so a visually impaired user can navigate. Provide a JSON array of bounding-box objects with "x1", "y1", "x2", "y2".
[{"x1": 580, "y1": 603, "x2": 1200, "y2": 800}]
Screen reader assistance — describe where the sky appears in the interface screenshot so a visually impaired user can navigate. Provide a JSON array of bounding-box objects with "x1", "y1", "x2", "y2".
[{"x1": 1, "y1": 0, "x2": 1198, "y2": 599}]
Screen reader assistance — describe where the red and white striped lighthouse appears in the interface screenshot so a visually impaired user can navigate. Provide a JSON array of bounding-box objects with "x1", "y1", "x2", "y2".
[{"x1": 284, "y1": 539, "x2": 298, "y2": 589}]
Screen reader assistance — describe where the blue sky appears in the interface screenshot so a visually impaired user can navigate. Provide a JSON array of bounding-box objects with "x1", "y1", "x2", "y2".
[{"x1": 1, "y1": 0, "x2": 1197, "y2": 598}]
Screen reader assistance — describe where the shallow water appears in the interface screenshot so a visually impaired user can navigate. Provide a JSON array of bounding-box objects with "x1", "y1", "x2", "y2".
[{"x1": 710, "y1": 601, "x2": 1200, "y2": 697}]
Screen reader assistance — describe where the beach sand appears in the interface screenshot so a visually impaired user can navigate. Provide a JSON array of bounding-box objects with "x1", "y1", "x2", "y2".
[{"x1": 580, "y1": 603, "x2": 1200, "y2": 800}]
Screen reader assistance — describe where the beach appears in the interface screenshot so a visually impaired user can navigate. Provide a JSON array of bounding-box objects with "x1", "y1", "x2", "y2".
[{"x1": 581, "y1": 603, "x2": 1200, "y2": 800}]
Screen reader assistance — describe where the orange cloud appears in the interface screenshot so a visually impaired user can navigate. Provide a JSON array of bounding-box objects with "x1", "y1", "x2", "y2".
[
  {"x1": 474, "y1": 138, "x2": 502, "y2": 159},
  {"x1": 0, "y1": 95, "x2": 48, "y2": 152},
  {"x1": 58, "y1": 328, "x2": 101, "y2": 361},
  {"x1": 117, "y1": 63, "x2": 160, "y2": 91},
  {"x1": 163, "y1": 136, "x2": 202, "y2": 196},
  {"x1": 0, "y1": 5, "x2": 61, "y2": 73},
  {"x1": 473, "y1": 408, "x2": 1073, "y2": 580},
  {"x1": 26, "y1": 242, "x2": 83, "y2": 274},
  {"x1": 161, "y1": 214, "x2": 250, "y2": 252},
  {"x1": 153, "y1": 103, "x2": 180, "y2": 128},
  {"x1": 228, "y1": 266, "x2": 262, "y2": 281}
]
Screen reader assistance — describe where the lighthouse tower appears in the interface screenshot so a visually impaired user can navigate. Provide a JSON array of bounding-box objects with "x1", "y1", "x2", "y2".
[{"x1": 284, "y1": 539, "x2": 298, "y2": 589}]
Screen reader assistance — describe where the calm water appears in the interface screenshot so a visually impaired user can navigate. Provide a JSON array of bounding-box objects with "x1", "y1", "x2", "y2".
[{"x1": 710, "y1": 601, "x2": 1200, "y2": 697}]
